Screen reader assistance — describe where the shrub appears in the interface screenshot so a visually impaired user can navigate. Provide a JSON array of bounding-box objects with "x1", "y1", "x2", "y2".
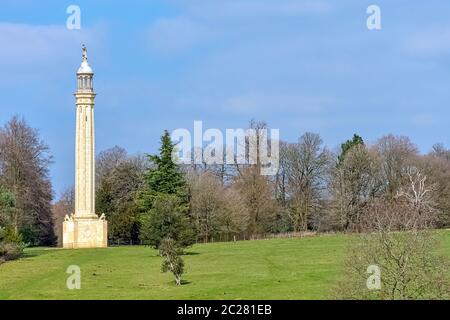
[
  {"x1": 333, "y1": 201, "x2": 450, "y2": 299},
  {"x1": 159, "y1": 237, "x2": 184, "y2": 286},
  {"x1": 0, "y1": 242, "x2": 25, "y2": 264},
  {"x1": 0, "y1": 226, "x2": 26, "y2": 264}
]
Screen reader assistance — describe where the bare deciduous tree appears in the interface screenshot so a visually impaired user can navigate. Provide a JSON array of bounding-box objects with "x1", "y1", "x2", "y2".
[
  {"x1": 396, "y1": 166, "x2": 436, "y2": 215},
  {"x1": 234, "y1": 166, "x2": 278, "y2": 235},
  {"x1": 189, "y1": 172, "x2": 222, "y2": 242},
  {"x1": 283, "y1": 133, "x2": 330, "y2": 231},
  {"x1": 330, "y1": 145, "x2": 382, "y2": 231},
  {"x1": 96, "y1": 146, "x2": 128, "y2": 188},
  {"x1": 188, "y1": 172, "x2": 249, "y2": 242},
  {"x1": 96, "y1": 151, "x2": 147, "y2": 243},
  {"x1": 373, "y1": 135, "x2": 418, "y2": 198},
  {"x1": 0, "y1": 116, "x2": 55, "y2": 245},
  {"x1": 335, "y1": 199, "x2": 449, "y2": 299},
  {"x1": 421, "y1": 154, "x2": 450, "y2": 226},
  {"x1": 335, "y1": 168, "x2": 448, "y2": 299},
  {"x1": 430, "y1": 143, "x2": 450, "y2": 162},
  {"x1": 52, "y1": 187, "x2": 74, "y2": 245}
]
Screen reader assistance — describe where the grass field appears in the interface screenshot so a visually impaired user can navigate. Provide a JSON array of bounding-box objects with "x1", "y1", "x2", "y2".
[{"x1": 0, "y1": 232, "x2": 449, "y2": 300}]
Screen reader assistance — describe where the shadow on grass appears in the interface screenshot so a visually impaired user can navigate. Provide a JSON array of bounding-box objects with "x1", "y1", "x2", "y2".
[
  {"x1": 21, "y1": 248, "x2": 54, "y2": 259},
  {"x1": 167, "y1": 279, "x2": 191, "y2": 286},
  {"x1": 183, "y1": 251, "x2": 200, "y2": 256},
  {"x1": 148, "y1": 252, "x2": 200, "y2": 258}
]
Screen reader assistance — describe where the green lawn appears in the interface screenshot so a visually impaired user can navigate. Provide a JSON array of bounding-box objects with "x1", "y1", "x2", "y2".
[{"x1": 0, "y1": 232, "x2": 449, "y2": 300}]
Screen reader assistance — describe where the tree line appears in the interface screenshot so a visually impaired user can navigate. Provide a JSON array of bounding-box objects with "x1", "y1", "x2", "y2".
[
  {"x1": 2, "y1": 115, "x2": 450, "y2": 292},
  {"x1": 53, "y1": 122, "x2": 450, "y2": 246},
  {"x1": 2, "y1": 115, "x2": 450, "y2": 251},
  {"x1": 0, "y1": 116, "x2": 54, "y2": 262}
]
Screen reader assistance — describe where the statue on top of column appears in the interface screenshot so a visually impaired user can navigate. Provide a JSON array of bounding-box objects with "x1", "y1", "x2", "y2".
[{"x1": 82, "y1": 44, "x2": 88, "y2": 61}]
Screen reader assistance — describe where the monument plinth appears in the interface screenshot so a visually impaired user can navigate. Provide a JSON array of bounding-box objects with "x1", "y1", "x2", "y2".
[{"x1": 63, "y1": 45, "x2": 108, "y2": 249}]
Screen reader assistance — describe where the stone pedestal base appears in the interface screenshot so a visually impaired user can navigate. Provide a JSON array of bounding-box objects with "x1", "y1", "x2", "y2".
[{"x1": 63, "y1": 215, "x2": 108, "y2": 249}]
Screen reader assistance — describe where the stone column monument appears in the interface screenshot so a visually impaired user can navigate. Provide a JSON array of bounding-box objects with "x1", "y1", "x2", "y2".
[{"x1": 63, "y1": 45, "x2": 107, "y2": 249}]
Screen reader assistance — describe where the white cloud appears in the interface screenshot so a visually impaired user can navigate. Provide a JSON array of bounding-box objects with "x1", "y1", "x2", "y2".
[
  {"x1": 222, "y1": 92, "x2": 333, "y2": 115},
  {"x1": 411, "y1": 114, "x2": 434, "y2": 126},
  {"x1": 0, "y1": 22, "x2": 105, "y2": 79},
  {"x1": 176, "y1": 0, "x2": 331, "y2": 19},
  {"x1": 146, "y1": 18, "x2": 216, "y2": 55},
  {"x1": 146, "y1": 0, "x2": 331, "y2": 56},
  {"x1": 402, "y1": 26, "x2": 450, "y2": 56},
  {"x1": 170, "y1": 91, "x2": 335, "y2": 118}
]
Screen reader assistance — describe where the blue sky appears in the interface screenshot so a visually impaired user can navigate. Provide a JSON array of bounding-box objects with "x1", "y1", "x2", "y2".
[{"x1": 1, "y1": 0, "x2": 450, "y2": 197}]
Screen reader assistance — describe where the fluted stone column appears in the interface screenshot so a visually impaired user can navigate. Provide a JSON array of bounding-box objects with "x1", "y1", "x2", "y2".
[
  {"x1": 63, "y1": 45, "x2": 107, "y2": 249},
  {"x1": 75, "y1": 93, "x2": 96, "y2": 218}
]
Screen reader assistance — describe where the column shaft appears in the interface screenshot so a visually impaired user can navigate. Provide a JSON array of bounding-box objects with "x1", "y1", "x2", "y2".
[{"x1": 74, "y1": 93, "x2": 96, "y2": 218}]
